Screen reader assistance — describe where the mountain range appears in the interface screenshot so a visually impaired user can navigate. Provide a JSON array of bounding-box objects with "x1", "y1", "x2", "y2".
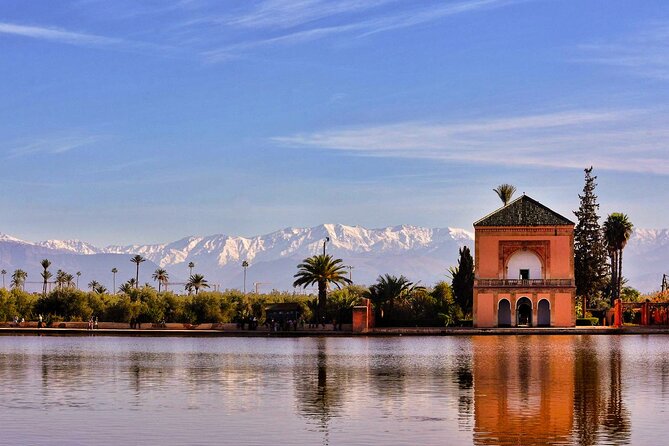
[{"x1": 0, "y1": 224, "x2": 666, "y2": 293}]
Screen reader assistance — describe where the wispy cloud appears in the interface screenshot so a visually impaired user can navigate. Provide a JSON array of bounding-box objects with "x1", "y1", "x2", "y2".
[
  {"x1": 0, "y1": 21, "x2": 179, "y2": 56},
  {"x1": 5, "y1": 134, "x2": 104, "y2": 159},
  {"x1": 272, "y1": 109, "x2": 669, "y2": 174},
  {"x1": 0, "y1": 22, "x2": 123, "y2": 47},
  {"x1": 201, "y1": 0, "x2": 524, "y2": 62},
  {"x1": 1, "y1": 1, "x2": 525, "y2": 62},
  {"x1": 222, "y1": 0, "x2": 395, "y2": 30},
  {"x1": 203, "y1": 22, "x2": 363, "y2": 62},
  {"x1": 578, "y1": 22, "x2": 669, "y2": 80}
]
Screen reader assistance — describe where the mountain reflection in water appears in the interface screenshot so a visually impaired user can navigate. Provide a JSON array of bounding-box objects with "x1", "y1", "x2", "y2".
[{"x1": 0, "y1": 335, "x2": 668, "y2": 445}]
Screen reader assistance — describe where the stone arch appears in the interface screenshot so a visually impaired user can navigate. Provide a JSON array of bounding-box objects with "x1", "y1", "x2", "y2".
[
  {"x1": 506, "y1": 250, "x2": 543, "y2": 280},
  {"x1": 537, "y1": 299, "x2": 550, "y2": 327},
  {"x1": 516, "y1": 296, "x2": 532, "y2": 327},
  {"x1": 498, "y1": 299, "x2": 511, "y2": 327}
]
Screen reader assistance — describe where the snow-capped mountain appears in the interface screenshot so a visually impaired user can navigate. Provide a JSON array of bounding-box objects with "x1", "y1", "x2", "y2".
[
  {"x1": 0, "y1": 225, "x2": 666, "y2": 293},
  {"x1": 36, "y1": 240, "x2": 102, "y2": 255}
]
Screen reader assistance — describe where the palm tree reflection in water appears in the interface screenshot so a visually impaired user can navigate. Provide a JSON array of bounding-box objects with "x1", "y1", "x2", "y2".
[{"x1": 294, "y1": 339, "x2": 342, "y2": 446}]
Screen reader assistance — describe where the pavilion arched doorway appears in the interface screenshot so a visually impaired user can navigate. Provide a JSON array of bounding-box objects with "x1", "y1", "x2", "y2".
[
  {"x1": 537, "y1": 299, "x2": 550, "y2": 327},
  {"x1": 498, "y1": 299, "x2": 511, "y2": 327},
  {"x1": 516, "y1": 297, "x2": 532, "y2": 327}
]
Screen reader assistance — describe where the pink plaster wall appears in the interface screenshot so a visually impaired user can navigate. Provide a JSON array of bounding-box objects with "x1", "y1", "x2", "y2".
[
  {"x1": 553, "y1": 293, "x2": 575, "y2": 326},
  {"x1": 476, "y1": 293, "x2": 495, "y2": 327},
  {"x1": 475, "y1": 228, "x2": 574, "y2": 280}
]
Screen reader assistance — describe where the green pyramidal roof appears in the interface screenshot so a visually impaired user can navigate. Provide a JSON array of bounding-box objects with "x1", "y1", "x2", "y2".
[{"x1": 474, "y1": 195, "x2": 574, "y2": 227}]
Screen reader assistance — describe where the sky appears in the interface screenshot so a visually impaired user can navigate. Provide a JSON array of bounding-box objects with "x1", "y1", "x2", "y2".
[{"x1": 1, "y1": 0, "x2": 668, "y2": 246}]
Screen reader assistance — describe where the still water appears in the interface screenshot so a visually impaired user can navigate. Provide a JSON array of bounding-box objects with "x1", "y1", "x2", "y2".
[{"x1": 0, "y1": 335, "x2": 668, "y2": 446}]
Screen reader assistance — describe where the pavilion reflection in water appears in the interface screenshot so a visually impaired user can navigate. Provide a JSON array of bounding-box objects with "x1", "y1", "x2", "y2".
[{"x1": 472, "y1": 336, "x2": 630, "y2": 446}]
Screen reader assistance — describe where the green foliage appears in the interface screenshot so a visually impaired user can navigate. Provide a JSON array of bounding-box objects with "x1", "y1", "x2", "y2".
[
  {"x1": 451, "y1": 246, "x2": 474, "y2": 315},
  {"x1": 0, "y1": 279, "x2": 467, "y2": 327},
  {"x1": 326, "y1": 286, "x2": 365, "y2": 324},
  {"x1": 365, "y1": 278, "x2": 463, "y2": 327},
  {"x1": 293, "y1": 254, "x2": 351, "y2": 313},
  {"x1": 603, "y1": 212, "x2": 634, "y2": 305},
  {"x1": 620, "y1": 286, "x2": 641, "y2": 303},
  {"x1": 573, "y1": 167, "x2": 609, "y2": 314},
  {"x1": 576, "y1": 317, "x2": 600, "y2": 326},
  {"x1": 493, "y1": 184, "x2": 516, "y2": 206}
]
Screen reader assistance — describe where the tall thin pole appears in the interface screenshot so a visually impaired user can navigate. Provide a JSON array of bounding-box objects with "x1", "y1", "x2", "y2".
[
  {"x1": 242, "y1": 261, "x2": 249, "y2": 294},
  {"x1": 323, "y1": 237, "x2": 330, "y2": 256}
]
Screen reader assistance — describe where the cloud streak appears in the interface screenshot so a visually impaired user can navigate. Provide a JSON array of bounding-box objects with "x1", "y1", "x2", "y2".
[
  {"x1": 578, "y1": 22, "x2": 669, "y2": 80},
  {"x1": 0, "y1": 22, "x2": 123, "y2": 47},
  {"x1": 202, "y1": 0, "x2": 524, "y2": 62},
  {"x1": 222, "y1": 0, "x2": 395, "y2": 30},
  {"x1": 5, "y1": 135, "x2": 104, "y2": 159},
  {"x1": 272, "y1": 109, "x2": 669, "y2": 174}
]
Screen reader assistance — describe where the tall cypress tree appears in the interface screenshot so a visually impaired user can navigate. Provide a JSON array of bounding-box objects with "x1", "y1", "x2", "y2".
[
  {"x1": 573, "y1": 167, "x2": 608, "y2": 316},
  {"x1": 452, "y1": 246, "x2": 474, "y2": 315}
]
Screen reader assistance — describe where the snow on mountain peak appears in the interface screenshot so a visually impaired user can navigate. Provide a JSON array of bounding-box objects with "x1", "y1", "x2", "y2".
[
  {"x1": 448, "y1": 227, "x2": 475, "y2": 241},
  {"x1": 36, "y1": 240, "x2": 101, "y2": 255},
  {"x1": 0, "y1": 233, "x2": 29, "y2": 244}
]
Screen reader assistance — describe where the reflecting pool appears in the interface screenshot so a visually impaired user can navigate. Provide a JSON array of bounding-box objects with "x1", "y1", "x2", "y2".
[{"x1": 0, "y1": 335, "x2": 668, "y2": 445}]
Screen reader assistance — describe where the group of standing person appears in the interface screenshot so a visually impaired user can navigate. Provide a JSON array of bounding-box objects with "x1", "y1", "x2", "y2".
[{"x1": 87, "y1": 317, "x2": 99, "y2": 330}]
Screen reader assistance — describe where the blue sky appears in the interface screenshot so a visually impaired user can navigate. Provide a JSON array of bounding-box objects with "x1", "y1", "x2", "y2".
[{"x1": 1, "y1": 0, "x2": 668, "y2": 245}]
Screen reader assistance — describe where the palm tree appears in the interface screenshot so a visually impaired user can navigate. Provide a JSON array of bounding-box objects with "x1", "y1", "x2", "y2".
[
  {"x1": 1, "y1": 270, "x2": 6, "y2": 288},
  {"x1": 94, "y1": 284, "x2": 107, "y2": 294},
  {"x1": 152, "y1": 268, "x2": 169, "y2": 292},
  {"x1": 11, "y1": 269, "x2": 27, "y2": 290},
  {"x1": 188, "y1": 261, "x2": 195, "y2": 276},
  {"x1": 40, "y1": 259, "x2": 52, "y2": 296},
  {"x1": 242, "y1": 260, "x2": 249, "y2": 294},
  {"x1": 493, "y1": 183, "x2": 517, "y2": 206},
  {"x1": 111, "y1": 267, "x2": 118, "y2": 294},
  {"x1": 365, "y1": 274, "x2": 424, "y2": 323},
  {"x1": 603, "y1": 213, "x2": 634, "y2": 305},
  {"x1": 130, "y1": 255, "x2": 146, "y2": 288},
  {"x1": 186, "y1": 274, "x2": 209, "y2": 295},
  {"x1": 76, "y1": 271, "x2": 81, "y2": 289},
  {"x1": 119, "y1": 281, "x2": 134, "y2": 295},
  {"x1": 55, "y1": 269, "x2": 66, "y2": 289},
  {"x1": 88, "y1": 280, "x2": 100, "y2": 291},
  {"x1": 64, "y1": 273, "x2": 75, "y2": 289},
  {"x1": 293, "y1": 254, "x2": 352, "y2": 321}
]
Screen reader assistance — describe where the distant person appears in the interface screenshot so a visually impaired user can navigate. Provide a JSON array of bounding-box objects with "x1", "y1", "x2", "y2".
[
  {"x1": 94, "y1": 317, "x2": 99, "y2": 330},
  {"x1": 38, "y1": 314, "x2": 43, "y2": 329}
]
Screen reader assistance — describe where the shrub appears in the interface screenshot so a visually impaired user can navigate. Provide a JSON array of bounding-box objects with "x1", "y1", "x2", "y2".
[{"x1": 576, "y1": 317, "x2": 599, "y2": 326}]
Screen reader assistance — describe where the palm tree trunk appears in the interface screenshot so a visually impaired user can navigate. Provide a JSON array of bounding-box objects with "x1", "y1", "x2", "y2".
[
  {"x1": 318, "y1": 279, "x2": 327, "y2": 323},
  {"x1": 135, "y1": 264, "x2": 139, "y2": 288}
]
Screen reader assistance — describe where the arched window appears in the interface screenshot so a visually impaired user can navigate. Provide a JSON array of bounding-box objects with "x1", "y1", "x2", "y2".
[{"x1": 506, "y1": 250, "x2": 543, "y2": 280}]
